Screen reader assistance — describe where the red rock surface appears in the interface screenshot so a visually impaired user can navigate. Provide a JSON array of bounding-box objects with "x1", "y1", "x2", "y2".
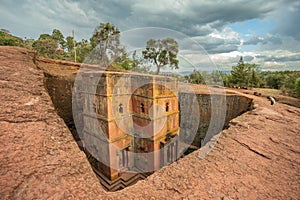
[
  {"x1": 0, "y1": 47, "x2": 106, "y2": 199},
  {"x1": 1, "y1": 46, "x2": 300, "y2": 199},
  {"x1": 115, "y1": 95, "x2": 300, "y2": 199}
]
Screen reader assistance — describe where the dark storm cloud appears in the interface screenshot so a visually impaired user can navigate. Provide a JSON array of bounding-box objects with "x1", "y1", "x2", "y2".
[
  {"x1": 1, "y1": 0, "x2": 280, "y2": 54},
  {"x1": 272, "y1": 1, "x2": 300, "y2": 42},
  {"x1": 0, "y1": 0, "x2": 286, "y2": 39},
  {"x1": 124, "y1": 0, "x2": 284, "y2": 36}
]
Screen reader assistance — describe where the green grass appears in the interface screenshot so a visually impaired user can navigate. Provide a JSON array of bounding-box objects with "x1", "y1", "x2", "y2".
[
  {"x1": 251, "y1": 87, "x2": 300, "y2": 108},
  {"x1": 251, "y1": 88, "x2": 282, "y2": 96}
]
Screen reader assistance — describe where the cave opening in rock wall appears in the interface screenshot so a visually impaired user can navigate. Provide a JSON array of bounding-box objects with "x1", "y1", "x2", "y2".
[{"x1": 42, "y1": 70, "x2": 253, "y2": 192}]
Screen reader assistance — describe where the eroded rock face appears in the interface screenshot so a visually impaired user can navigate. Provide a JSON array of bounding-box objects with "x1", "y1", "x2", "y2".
[
  {"x1": 1, "y1": 47, "x2": 299, "y2": 199},
  {"x1": 179, "y1": 92, "x2": 253, "y2": 147},
  {"x1": 0, "y1": 47, "x2": 105, "y2": 199}
]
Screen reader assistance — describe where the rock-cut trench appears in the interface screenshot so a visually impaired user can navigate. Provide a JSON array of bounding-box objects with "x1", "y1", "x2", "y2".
[{"x1": 37, "y1": 58, "x2": 253, "y2": 191}]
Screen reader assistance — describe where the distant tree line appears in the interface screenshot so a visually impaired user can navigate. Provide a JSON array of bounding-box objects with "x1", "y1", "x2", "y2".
[
  {"x1": 185, "y1": 57, "x2": 300, "y2": 98},
  {"x1": 260, "y1": 70, "x2": 300, "y2": 97}
]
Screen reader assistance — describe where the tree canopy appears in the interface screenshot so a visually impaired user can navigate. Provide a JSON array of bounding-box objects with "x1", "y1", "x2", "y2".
[
  {"x1": 52, "y1": 29, "x2": 65, "y2": 49},
  {"x1": 294, "y1": 78, "x2": 300, "y2": 98},
  {"x1": 142, "y1": 37, "x2": 179, "y2": 74},
  {"x1": 32, "y1": 33, "x2": 58, "y2": 58},
  {"x1": 230, "y1": 56, "x2": 261, "y2": 88},
  {"x1": 65, "y1": 36, "x2": 74, "y2": 52},
  {"x1": 89, "y1": 22, "x2": 125, "y2": 66}
]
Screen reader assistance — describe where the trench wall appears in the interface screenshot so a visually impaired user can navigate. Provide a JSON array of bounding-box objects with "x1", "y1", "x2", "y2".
[{"x1": 179, "y1": 92, "x2": 253, "y2": 147}]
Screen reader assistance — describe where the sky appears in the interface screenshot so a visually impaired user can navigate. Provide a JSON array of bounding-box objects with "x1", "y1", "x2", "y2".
[{"x1": 1, "y1": 0, "x2": 300, "y2": 72}]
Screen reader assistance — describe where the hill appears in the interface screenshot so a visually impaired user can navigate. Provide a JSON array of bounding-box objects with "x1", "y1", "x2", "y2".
[{"x1": 0, "y1": 30, "x2": 29, "y2": 48}]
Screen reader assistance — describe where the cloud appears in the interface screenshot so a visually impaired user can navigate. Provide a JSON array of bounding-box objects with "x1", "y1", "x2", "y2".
[
  {"x1": 256, "y1": 52, "x2": 300, "y2": 62},
  {"x1": 0, "y1": 0, "x2": 299, "y2": 71},
  {"x1": 0, "y1": 0, "x2": 100, "y2": 39},
  {"x1": 244, "y1": 34, "x2": 282, "y2": 45},
  {"x1": 0, "y1": 0, "x2": 286, "y2": 38},
  {"x1": 262, "y1": 61, "x2": 287, "y2": 71},
  {"x1": 209, "y1": 49, "x2": 300, "y2": 71},
  {"x1": 189, "y1": 28, "x2": 242, "y2": 54},
  {"x1": 243, "y1": 55, "x2": 255, "y2": 62},
  {"x1": 125, "y1": 0, "x2": 284, "y2": 36},
  {"x1": 271, "y1": 1, "x2": 300, "y2": 42},
  {"x1": 256, "y1": 35, "x2": 300, "y2": 53}
]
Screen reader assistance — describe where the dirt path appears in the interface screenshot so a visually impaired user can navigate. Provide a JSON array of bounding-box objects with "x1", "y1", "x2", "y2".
[{"x1": 0, "y1": 46, "x2": 299, "y2": 199}]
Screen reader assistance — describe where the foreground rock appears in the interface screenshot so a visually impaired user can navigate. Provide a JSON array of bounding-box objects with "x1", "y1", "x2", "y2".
[
  {"x1": 0, "y1": 46, "x2": 299, "y2": 199},
  {"x1": 114, "y1": 100, "x2": 300, "y2": 199},
  {"x1": 0, "y1": 47, "x2": 105, "y2": 199}
]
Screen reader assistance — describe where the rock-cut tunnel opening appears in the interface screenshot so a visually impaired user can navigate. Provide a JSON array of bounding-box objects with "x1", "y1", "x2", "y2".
[{"x1": 37, "y1": 59, "x2": 254, "y2": 192}]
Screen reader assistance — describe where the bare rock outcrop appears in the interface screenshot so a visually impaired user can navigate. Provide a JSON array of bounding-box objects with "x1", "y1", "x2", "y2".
[{"x1": 0, "y1": 47, "x2": 105, "y2": 199}]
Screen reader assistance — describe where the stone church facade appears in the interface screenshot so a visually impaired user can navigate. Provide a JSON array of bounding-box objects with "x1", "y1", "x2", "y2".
[{"x1": 80, "y1": 71, "x2": 180, "y2": 190}]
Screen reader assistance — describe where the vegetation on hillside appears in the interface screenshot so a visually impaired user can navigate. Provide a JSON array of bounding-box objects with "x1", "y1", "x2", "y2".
[
  {"x1": 0, "y1": 30, "x2": 29, "y2": 48},
  {"x1": 295, "y1": 78, "x2": 300, "y2": 98},
  {"x1": 185, "y1": 57, "x2": 300, "y2": 98},
  {"x1": 0, "y1": 23, "x2": 179, "y2": 74}
]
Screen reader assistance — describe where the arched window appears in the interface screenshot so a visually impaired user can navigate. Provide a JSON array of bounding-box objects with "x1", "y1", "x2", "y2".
[
  {"x1": 93, "y1": 102, "x2": 97, "y2": 113},
  {"x1": 166, "y1": 102, "x2": 169, "y2": 112},
  {"x1": 141, "y1": 103, "x2": 145, "y2": 113},
  {"x1": 119, "y1": 103, "x2": 123, "y2": 113}
]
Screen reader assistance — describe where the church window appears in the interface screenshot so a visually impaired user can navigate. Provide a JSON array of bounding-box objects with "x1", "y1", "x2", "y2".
[
  {"x1": 119, "y1": 103, "x2": 123, "y2": 113},
  {"x1": 141, "y1": 103, "x2": 145, "y2": 113}
]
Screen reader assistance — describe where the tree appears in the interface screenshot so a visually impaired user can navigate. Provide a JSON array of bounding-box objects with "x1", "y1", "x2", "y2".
[
  {"x1": 280, "y1": 72, "x2": 300, "y2": 96},
  {"x1": 294, "y1": 78, "x2": 300, "y2": 98},
  {"x1": 221, "y1": 73, "x2": 232, "y2": 87},
  {"x1": 265, "y1": 73, "x2": 284, "y2": 89},
  {"x1": 90, "y1": 22, "x2": 124, "y2": 66},
  {"x1": 210, "y1": 70, "x2": 224, "y2": 85},
  {"x1": 52, "y1": 29, "x2": 65, "y2": 49},
  {"x1": 65, "y1": 36, "x2": 74, "y2": 52},
  {"x1": 187, "y1": 70, "x2": 205, "y2": 84},
  {"x1": 260, "y1": 71, "x2": 300, "y2": 96},
  {"x1": 76, "y1": 39, "x2": 92, "y2": 63},
  {"x1": 230, "y1": 57, "x2": 261, "y2": 88},
  {"x1": 32, "y1": 33, "x2": 58, "y2": 58},
  {"x1": 249, "y1": 66, "x2": 262, "y2": 87},
  {"x1": 38, "y1": 34, "x2": 52, "y2": 40},
  {"x1": 142, "y1": 38, "x2": 179, "y2": 74}
]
